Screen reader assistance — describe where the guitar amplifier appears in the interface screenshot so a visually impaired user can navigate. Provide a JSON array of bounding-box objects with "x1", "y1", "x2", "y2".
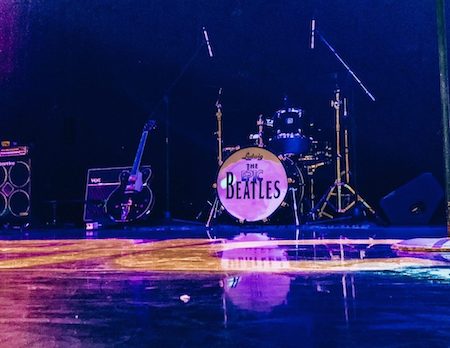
[
  {"x1": 83, "y1": 166, "x2": 151, "y2": 226},
  {"x1": 0, "y1": 146, "x2": 31, "y2": 226}
]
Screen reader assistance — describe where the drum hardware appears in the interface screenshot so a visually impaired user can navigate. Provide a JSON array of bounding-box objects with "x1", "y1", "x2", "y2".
[
  {"x1": 290, "y1": 187, "x2": 300, "y2": 226},
  {"x1": 308, "y1": 20, "x2": 377, "y2": 221},
  {"x1": 256, "y1": 115, "x2": 265, "y2": 148},
  {"x1": 310, "y1": 90, "x2": 375, "y2": 220},
  {"x1": 206, "y1": 104, "x2": 308, "y2": 226},
  {"x1": 303, "y1": 162, "x2": 325, "y2": 221},
  {"x1": 215, "y1": 88, "x2": 224, "y2": 166},
  {"x1": 249, "y1": 115, "x2": 270, "y2": 148},
  {"x1": 223, "y1": 145, "x2": 241, "y2": 153},
  {"x1": 309, "y1": 176, "x2": 316, "y2": 219},
  {"x1": 206, "y1": 89, "x2": 225, "y2": 228},
  {"x1": 280, "y1": 155, "x2": 305, "y2": 224}
]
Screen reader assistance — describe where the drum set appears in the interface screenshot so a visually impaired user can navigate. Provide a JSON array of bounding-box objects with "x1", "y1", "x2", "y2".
[
  {"x1": 204, "y1": 21, "x2": 380, "y2": 227},
  {"x1": 206, "y1": 95, "x2": 337, "y2": 227}
]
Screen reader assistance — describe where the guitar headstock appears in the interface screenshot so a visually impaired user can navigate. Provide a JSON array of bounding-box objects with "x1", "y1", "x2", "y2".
[{"x1": 144, "y1": 120, "x2": 157, "y2": 132}]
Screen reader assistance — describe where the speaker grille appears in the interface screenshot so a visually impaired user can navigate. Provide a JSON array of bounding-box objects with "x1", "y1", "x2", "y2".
[
  {"x1": 9, "y1": 161, "x2": 31, "y2": 188},
  {"x1": 0, "y1": 149, "x2": 31, "y2": 225}
]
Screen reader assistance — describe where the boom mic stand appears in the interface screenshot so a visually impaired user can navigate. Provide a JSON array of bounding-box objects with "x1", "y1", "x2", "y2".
[
  {"x1": 310, "y1": 22, "x2": 377, "y2": 221},
  {"x1": 149, "y1": 28, "x2": 212, "y2": 222}
]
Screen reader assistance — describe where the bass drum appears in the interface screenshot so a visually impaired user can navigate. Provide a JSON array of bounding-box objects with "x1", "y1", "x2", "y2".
[{"x1": 216, "y1": 147, "x2": 305, "y2": 222}]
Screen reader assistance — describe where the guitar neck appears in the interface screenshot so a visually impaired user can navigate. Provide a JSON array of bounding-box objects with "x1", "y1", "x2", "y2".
[{"x1": 131, "y1": 130, "x2": 148, "y2": 175}]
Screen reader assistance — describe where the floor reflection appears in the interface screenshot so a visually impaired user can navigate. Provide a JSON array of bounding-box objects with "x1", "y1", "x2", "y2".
[
  {"x1": 221, "y1": 233, "x2": 291, "y2": 314},
  {"x1": 0, "y1": 268, "x2": 448, "y2": 346},
  {"x1": 0, "y1": 233, "x2": 449, "y2": 346}
]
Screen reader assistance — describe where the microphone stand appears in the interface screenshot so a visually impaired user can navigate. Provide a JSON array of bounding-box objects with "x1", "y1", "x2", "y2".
[
  {"x1": 316, "y1": 29, "x2": 375, "y2": 102},
  {"x1": 149, "y1": 36, "x2": 207, "y2": 223},
  {"x1": 310, "y1": 25, "x2": 377, "y2": 222}
]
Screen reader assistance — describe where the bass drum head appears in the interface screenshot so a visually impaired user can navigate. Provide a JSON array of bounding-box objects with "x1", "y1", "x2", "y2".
[{"x1": 217, "y1": 147, "x2": 288, "y2": 222}]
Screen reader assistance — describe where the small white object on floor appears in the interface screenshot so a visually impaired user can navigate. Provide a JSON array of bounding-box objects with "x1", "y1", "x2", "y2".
[{"x1": 180, "y1": 294, "x2": 190, "y2": 303}]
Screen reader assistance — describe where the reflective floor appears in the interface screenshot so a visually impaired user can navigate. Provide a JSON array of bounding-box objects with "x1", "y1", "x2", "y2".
[{"x1": 0, "y1": 225, "x2": 449, "y2": 347}]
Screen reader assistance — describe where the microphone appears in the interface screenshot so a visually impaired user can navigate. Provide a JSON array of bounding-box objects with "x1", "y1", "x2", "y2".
[
  {"x1": 202, "y1": 27, "x2": 214, "y2": 58},
  {"x1": 310, "y1": 19, "x2": 316, "y2": 49}
]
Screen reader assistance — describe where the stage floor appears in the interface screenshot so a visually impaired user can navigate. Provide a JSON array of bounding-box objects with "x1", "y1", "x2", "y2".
[{"x1": 0, "y1": 224, "x2": 449, "y2": 347}]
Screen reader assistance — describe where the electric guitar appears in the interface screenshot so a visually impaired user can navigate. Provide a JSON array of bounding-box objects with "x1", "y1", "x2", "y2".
[{"x1": 106, "y1": 120, "x2": 156, "y2": 222}]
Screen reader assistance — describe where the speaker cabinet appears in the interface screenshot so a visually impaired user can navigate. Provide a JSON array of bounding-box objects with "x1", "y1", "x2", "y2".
[
  {"x1": 84, "y1": 166, "x2": 151, "y2": 225},
  {"x1": 0, "y1": 146, "x2": 31, "y2": 225},
  {"x1": 380, "y1": 172, "x2": 444, "y2": 225}
]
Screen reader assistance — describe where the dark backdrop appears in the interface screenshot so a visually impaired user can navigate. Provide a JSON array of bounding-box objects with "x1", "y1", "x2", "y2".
[{"x1": 0, "y1": 0, "x2": 448, "y2": 224}]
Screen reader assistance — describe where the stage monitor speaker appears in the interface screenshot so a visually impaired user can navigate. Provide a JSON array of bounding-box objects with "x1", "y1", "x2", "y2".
[
  {"x1": 84, "y1": 166, "x2": 151, "y2": 225},
  {"x1": 380, "y1": 172, "x2": 443, "y2": 225},
  {"x1": 0, "y1": 146, "x2": 31, "y2": 226}
]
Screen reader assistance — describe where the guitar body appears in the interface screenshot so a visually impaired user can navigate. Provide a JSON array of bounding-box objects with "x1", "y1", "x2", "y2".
[
  {"x1": 106, "y1": 169, "x2": 154, "y2": 222},
  {"x1": 105, "y1": 120, "x2": 157, "y2": 223}
]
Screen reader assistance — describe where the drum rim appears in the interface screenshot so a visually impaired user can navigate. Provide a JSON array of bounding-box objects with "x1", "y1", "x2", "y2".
[
  {"x1": 274, "y1": 107, "x2": 304, "y2": 117},
  {"x1": 216, "y1": 146, "x2": 288, "y2": 222}
]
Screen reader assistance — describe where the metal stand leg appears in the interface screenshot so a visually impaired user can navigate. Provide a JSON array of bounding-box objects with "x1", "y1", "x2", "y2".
[
  {"x1": 205, "y1": 89, "x2": 224, "y2": 228},
  {"x1": 290, "y1": 188, "x2": 300, "y2": 226},
  {"x1": 206, "y1": 196, "x2": 220, "y2": 228},
  {"x1": 309, "y1": 90, "x2": 377, "y2": 221}
]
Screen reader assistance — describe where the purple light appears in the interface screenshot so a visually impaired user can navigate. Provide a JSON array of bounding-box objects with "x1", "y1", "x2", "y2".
[{"x1": 0, "y1": 1, "x2": 19, "y2": 78}]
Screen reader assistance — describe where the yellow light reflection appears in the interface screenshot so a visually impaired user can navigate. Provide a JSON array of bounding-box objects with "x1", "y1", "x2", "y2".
[{"x1": 0, "y1": 238, "x2": 445, "y2": 273}]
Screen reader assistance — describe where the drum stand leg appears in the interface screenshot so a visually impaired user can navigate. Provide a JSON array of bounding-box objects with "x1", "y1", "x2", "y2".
[
  {"x1": 310, "y1": 90, "x2": 376, "y2": 221},
  {"x1": 204, "y1": 90, "x2": 224, "y2": 228},
  {"x1": 290, "y1": 187, "x2": 301, "y2": 226},
  {"x1": 314, "y1": 182, "x2": 375, "y2": 220},
  {"x1": 206, "y1": 196, "x2": 221, "y2": 228},
  {"x1": 310, "y1": 177, "x2": 317, "y2": 220}
]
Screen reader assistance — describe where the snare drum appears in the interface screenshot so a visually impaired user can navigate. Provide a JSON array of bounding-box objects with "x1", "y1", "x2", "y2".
[{"x1": 216, "y1": 147, "x2": 304, "y2": 222}]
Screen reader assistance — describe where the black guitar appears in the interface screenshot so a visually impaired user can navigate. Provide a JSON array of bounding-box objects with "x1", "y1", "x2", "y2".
[{"x1": 106, "y1": 120, "x2": 156, "y2": 222}]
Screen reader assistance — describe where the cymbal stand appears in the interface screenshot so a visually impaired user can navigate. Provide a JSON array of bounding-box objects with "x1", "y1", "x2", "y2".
[
  {"x1": 257, "y1": 115, "x2": 265, "y2": 148},
  {"x1": 309, "y1": 22, "x2": 377, "y2": 221},
  {"x1": 215, "y1": 91, "x2": 224, "y2": 167},
  {"x1": 343, "y1": 97, "x2": 351, "y2": 184},
  {"x1": 206, "y1": 90, "x2": 224, "y2": 227},
  {"x1": 313, "y1": 89, "x2": 375, "y2": 220}
]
